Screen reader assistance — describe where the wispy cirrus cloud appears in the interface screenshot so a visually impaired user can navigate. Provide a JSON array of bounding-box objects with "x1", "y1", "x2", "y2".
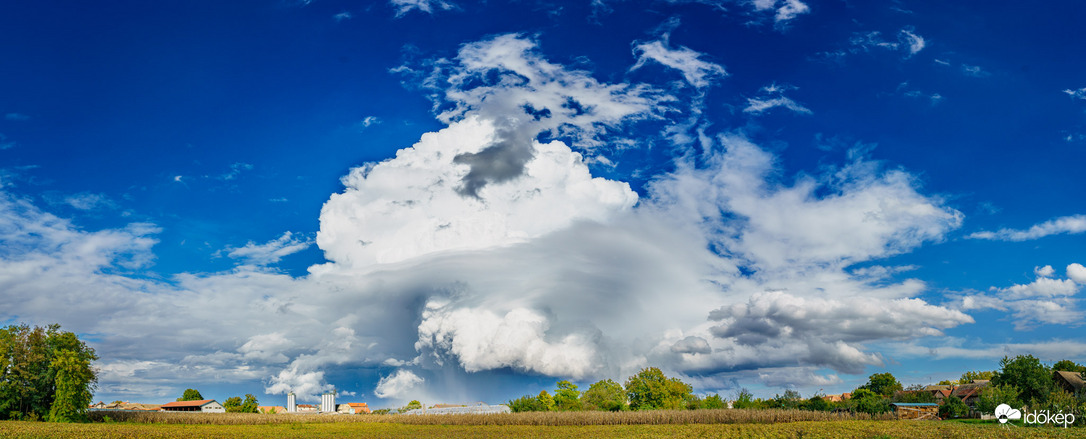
[
  {"x1": 222, "y1": 231, "x2": 312, "y2": 266},
  {"x1": 743, "y1": 83, "x2": 811, "y2": 115},
  {"x1": 1064, "y1": 87, "x2": 1086, "y2": 100},
  {"x1": 389, "y1": 0, "x2": 455, "y2": 17},
  {"x1": 968, "y1": 214, "x2": 1086, "y2": 241},
  {"x1": 849, "y1": 27, "x2": 926, "y2": 57},
  {"x1": 750, "y1": 0, "x2": 810, "y2": 24},
  {"x1": 631, "y1": 36, "x2": 727, "y2": 88}
]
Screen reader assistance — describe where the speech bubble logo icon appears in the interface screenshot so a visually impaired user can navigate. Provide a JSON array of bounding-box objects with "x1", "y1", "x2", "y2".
[{"x1": 995, "y1": 403, "x2": 1021, "y2": 424}]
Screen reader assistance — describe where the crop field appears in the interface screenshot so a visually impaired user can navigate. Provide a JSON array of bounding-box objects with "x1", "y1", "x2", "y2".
[
  {"x1": 0, "y1": 410, "x2": 1082, "y2": 438},
  {"x1": 1, "y1": 419, "x2": 1083, "y2": 438}
]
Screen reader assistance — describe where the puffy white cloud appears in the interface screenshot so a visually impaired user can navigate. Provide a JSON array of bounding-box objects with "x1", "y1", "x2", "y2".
[
  {"x1": 1035, "y1": 265, "x2": 1055, "y2": 277},
  {"x1": 315, "y1": 117, "x2": 638, "y2": 268},
  {"x1": 224, "y1": 231, "x2": 312, "y2": 266},
  {"x1": 374, "y1": 369, "x2": 424, "y2": 399},
  {"x1": 632, "y1": 38, "x2": 727, "y2": 88},
  {"x1": 650, "y1": 135, "x2": 961, "y2": 271},
  {"x1": 1068, "y1": 263, "x2": 1086, "y2": 284},
  {"x1": 967, "y1": 215, "x2": 1086, "y2": 241},
  {"x1": 957, "y1": 268, "x2": 1082, "y2": 329},
  {"x1": 416, "y1": 301, "x2": 597, "y2": 377}
]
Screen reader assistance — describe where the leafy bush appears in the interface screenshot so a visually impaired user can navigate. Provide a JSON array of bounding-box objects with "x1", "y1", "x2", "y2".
[
  {"x1": 938, "y1": 396, "x2": 969, "y2": 419},
  {"x1": 582, "y1": 379, "x2": 626, "y2": 411}
]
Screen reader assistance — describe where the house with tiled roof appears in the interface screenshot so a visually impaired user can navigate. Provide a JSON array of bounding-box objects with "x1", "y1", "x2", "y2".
[
  {"x1": 160, "y1": 399, "x2": 225, "y2": 413},
  {"x1": 337, "y1": 403, "x2": 371, "y2": 414},
  {"x1": 949, "y1": 380, "x2": 989, "y2": 407}
]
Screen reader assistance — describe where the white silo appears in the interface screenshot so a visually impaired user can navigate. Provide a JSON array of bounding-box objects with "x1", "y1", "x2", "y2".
[
  {"x1": 287, "y1": 392, "x2": 296, "y2": 413},
  {"x1": 321, "y1": 391, "x2": 336, "y2": 413}
]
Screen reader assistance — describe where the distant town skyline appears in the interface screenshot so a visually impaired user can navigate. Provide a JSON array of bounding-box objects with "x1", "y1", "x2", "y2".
[{"x1": 1, "y1": 0, "x2": 1085, "y2": 405}]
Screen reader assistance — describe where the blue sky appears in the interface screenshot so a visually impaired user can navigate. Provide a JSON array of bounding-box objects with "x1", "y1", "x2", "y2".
[{"x1": 2, "y1": 0, "x2": 1085, "y2": 407}]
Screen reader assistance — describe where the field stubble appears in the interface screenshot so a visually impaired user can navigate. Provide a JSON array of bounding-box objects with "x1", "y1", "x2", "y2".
[{"x1": 85, "y1": 408, "x2": 891, "y2": 425}]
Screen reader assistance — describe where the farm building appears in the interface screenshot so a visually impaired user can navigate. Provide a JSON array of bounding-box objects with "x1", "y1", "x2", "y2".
[
  {"x1": 1054, "y1": 371, "x2": 1085, "y2": 394},
  {"x1": 949, "y1": 380, "x2": 989, "y2": 407},
  {"x1": 160, "y1": 400, "x2": 225, "y2": 413},
  {"x1": 338, "y1": 403, "x2": 371, "y2": 414},
  {"x1": 890, "y1": 403, "x2": 939, "y2": 420},
  {"x1": 89, "y1": 401, "x2": 161, "y2": 412},
  {"x1": 258, "y1": 406, "x2": 286, "y2": 414},
  {"x1": 402, "y1": 403, "x2": 510, "y2": 415}
]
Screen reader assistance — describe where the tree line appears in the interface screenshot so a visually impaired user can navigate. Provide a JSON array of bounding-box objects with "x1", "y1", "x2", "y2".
[
  {"x1": 0, "y1": 324, "x2": 97, "y2": 422},
  {"x1": 177, "y1": 388, "x2": 260, "y2": 413},
  {"x1": 501, "y1": 357, "x2": 1086, "y2": 425}
]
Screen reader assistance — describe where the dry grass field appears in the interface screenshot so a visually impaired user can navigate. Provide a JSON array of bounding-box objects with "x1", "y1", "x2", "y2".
[
  {"x1": 1, "y1": 419, "x2": 1083, "y2": 438},
  {"x1": 84, "y1": 408, "x2": 893, "y2": 425},
  {"x1": 0, "y1": 410, "x2": 1078, "y2": 438}
]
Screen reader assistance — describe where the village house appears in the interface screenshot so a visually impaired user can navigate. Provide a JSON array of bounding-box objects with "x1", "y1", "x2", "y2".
[
  {"x1": 337, "y1": 403, "x2": 372, "y2": 414},
  {"x1": 89, "y1": 401, "x2": 161, "y2": 411},
  {"x1": 949, "y1": 380, "x2": 989, "y2": 407},
  {"x1": 160, "y1": 399, "x2": 226, "y2": 413},
  {"x1": 1054, "y1": 370, "x2": 1085, "y2": 394}
]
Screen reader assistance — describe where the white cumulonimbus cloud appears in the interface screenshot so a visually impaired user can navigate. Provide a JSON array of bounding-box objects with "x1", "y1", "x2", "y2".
[{"x1": 0, "y1": 33, "x2": 981, "y2": 402}]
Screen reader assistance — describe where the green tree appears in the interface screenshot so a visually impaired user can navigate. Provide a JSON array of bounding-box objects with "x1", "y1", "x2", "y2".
[
  {"x1": 537, "y1": 390, "x2": 555, "y2": 411},
  {"x1": 857, "y1": 372, "x2": 902, "y2": 397},
  {"x1": 624, "y1": 367, "x2": 693, "y2": 410},
  {"x1": 178, "y1": 389, "x2": 204, "y2": 401},
  {"x1": 960, "y1": 370, "x2": 996, "y2": 383},
  {"x1": 581, "y1": 379, "x2": 626, "y2": 411},
  {"x1": 553, "y1": 380, "x2": 582, "y2": 411},
  {"x1": 397, "y1": 399, "x2": 422, "y2": 413},
  {"x1": 241, "y1": 394, "x2": 259, "y2": 413},
  {"x1": 223, "y1": 396, "x2": 243, "y2": 412},
  {"x1": 47, "y1": 350, "x2": 94, "y2": 422},
  {"x1": 992, "y1": 355, "x2": 1052, "y2": 405},
  {"x1": 508, "y1": 394, "x2": 547, "y2": 412},
  {"x1": 938, "y1": 395, "x2": 969, "y2": 419},
  {"x1": 975, "y1": 384, "x2": 1022, "y2": 415},
  {"x1": 802, "y1": 395, "x2": 830, "y2": 411},
  {"x1": 850, "y1": 388, "x2": 890, "y2": 414},
  {"x1": 702, "y1": 394, "x2": 727, "y2": 409},
  {"x1": 0, "y1": 324, "x2": 97, "y2": 421},
  {"x1": 733, "y1": 388, "x2": 757, "y2": 409},
  {"x1": 1052, "y1": 360, "x2": 1086, "y2": 373}
]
